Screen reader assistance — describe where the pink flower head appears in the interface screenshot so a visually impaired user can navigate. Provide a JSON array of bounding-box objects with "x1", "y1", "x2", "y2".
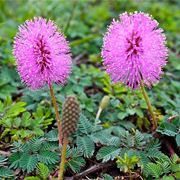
[
  {"x1": 102, "y1": 12, "x2": 168, "y2": 89},
  {"x1": 13, "y1": 17, "x2": 72, "y2": 90}
]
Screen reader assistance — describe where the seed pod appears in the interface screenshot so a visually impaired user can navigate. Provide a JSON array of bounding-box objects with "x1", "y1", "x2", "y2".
[
  {"x1": 100, "y1": 95, "x2": 110, "y2": 110},
  {"x1": 61, "y1": 96, "x2": 80, "y2": 138}
]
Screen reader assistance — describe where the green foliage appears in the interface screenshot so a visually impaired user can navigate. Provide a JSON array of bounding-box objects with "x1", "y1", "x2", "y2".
[
  {"x1": 116, "y1": 153, "x2": 139, "y2": 173},
  {"x1": 9, "y1": 135, "x2": 59, "y2": 173},
  {"x1": 157, "y1": 117, "x2": 180, "y2": 147},
  {"x1": 24, "y1": 162, "x2": 50, "y2": 180},
  {"x1": 8, "y1": 130, "x2": 86, "y2": 177},
  {"x1": 144, "y1": 154, "x2": 180, "y2": 179},
  {"x1": 96, "y1": 146, "x2": 120, "y2": 162},
  {"x1": 0, "y1": 155, "x2": 14, "y2": 179},
  {"x1": 96, "y1": 128, "x2": 164, "y2": 171},
  {"x1": 0, "y1": 0, "x2": 180, "y2": 179},
  {"x1": 0, "y1": 167, "x2": 14, "y2": 179},
  {"x1": 65, "y1": 146, "x2": 85, "y2": 173},
  {"x1": 77, "y1": 113, "x2": 93, "y2": 134},
  {"x1": 0, "y1": 98, "x2": 54, "y2": 141},
  {"x1": 37, "y1": 163, "x2": 50, "y2": 179},
  {"x1": 67, "y1": 156, "x2": 86, "y2": 173},
  {"x1": 0, "y1": 67, "x2": 19, "y2": 99},
  {"x1": 76, "y1": 136, "x2": 95, "y2": 158}
]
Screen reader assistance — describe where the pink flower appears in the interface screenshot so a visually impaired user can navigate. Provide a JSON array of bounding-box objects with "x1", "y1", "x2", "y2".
[
  {"x1": 101, "y1": 12, "x2": 168, "y2": 89},
  {"x1": 13, "y1": 17, "x2": 72, "y2": 90}
]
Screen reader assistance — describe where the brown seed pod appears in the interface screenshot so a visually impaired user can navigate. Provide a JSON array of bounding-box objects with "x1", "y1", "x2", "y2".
[{"x1": 61, "y1": 96, "x2": 80, "y2": 138}]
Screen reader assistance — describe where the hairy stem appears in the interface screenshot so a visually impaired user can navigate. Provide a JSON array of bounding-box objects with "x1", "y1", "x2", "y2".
[
  {"x1": 49, "y1": 84, "x2": 62, "y2": 144},
  {"x1": 140, "y1": 81, "x2": 157, "y2": 130},
  {"x1": 59, "y1": 137, "x2": 68, "y2": 180}
]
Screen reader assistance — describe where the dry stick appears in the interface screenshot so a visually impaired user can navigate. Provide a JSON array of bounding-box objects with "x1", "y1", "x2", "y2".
[
  {"x1": 49, "y1": 84, "x2": 62, "y2": 145},
  {"x1": 140, "y1": 80, "x2": 157, "y2": 130},
  {"x1": 59, "y1": 137, "x2": 68, "y2": 180},
  {"x1": 71, "y1": 161, "x2": 115, "y2": 180}
]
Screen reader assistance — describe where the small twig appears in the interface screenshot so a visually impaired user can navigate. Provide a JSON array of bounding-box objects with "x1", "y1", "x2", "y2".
[
  {"x1": 167, "y1": 115, "x2": 178, "y2": 123},
  {"x1": 70, "y1": 161, "x2": 115, "y2": 180}
]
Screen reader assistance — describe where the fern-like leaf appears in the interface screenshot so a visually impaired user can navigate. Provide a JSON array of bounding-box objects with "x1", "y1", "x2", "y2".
[
  {"x1": 146, "y1": 163, "x2": 163, "y2": 178},
  {"x1": 45, "y1": 129, "x2": 58, "y2": 142},
  {"x1": 37, "y1": 162, "x2": 49, "y2": 179},
  {"x1": 0, "y1": 167, "x2": 14, "y2": 178},
  {"x1": 77, "y1": 114, "x2": 93, "y2": 134},
  {"x1": 96, "y1": 146, "x2": 120, "y2": 162},
  {"x1": 29, "y1": 137, "x2": 45, "y2": 153},
  {"x1": 67, "y1": 157, "x2": 86, "y2": 173},
  {"x1": 0, "y1": 155, "x2": 8, "y2": 166},
  {"x1": 9, "y1": 152, "x2": 22, "y2": 169},
  {"x1": 38, "y1": 151, "x2": 59, "y2": 165},
  {"x1": 19, "y1": 154, "x2": 38, "y2": 173},
  {"x1": 76, "y1": 136, "x2": 95, "y2": 157}
]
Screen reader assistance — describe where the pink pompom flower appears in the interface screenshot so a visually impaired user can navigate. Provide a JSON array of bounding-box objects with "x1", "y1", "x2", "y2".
[
  {"x1": 101, "y1": 12, "x2": 168, "y2": 89},
  {"x1": 13, "y1": 17, "x2": 72, "y2": 90}
]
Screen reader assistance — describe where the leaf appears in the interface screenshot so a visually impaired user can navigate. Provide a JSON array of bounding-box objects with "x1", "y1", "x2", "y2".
[
  {"x1": 67, "y1": 157, "x2": 86, "y2": 173},
  {"x1": 157, "y1": 122, "x2": 177, "y2": 137},
  {"x1": 21, "y1": 112, "x2": 31, "y2": 127},
  {"x1": 96, "y1": 146, "x2": 120, "y2": 162},
  {"x1": 102, "y1": 174, "x2": 114, "y2": 180},
  {"x1": 38, "y1": 151, "x2": 59, "y2": 165},
  {"x1": 174, "y1": 171, "x2": 180, "y2": 179},
  {"x1": 29, "y1": 137, "x2": 44, "y2": 153},
  {"x1": 117, "y1": 112, "x2": 128, "y2": 120},
  {"x1": 77, "y1": 114, "x2": 93, "y2": 134},
  {"x1": 45, "y1": 129, "x2": 58, "y2": 142},
  {"x1": 76, "y1": 136, "x2": 95, "y2": 157},
  {"x1": 20, "y1": 154, "x2": 38, "y2": 173},
  {"x1": 90, "y1": 129, "x2": 113, "y2": 145},
  {"x1": 0, "y1": 167, "x2": 14, "y2": 178},
  {"x1": 146, "y1": 163, "x2": 163, "y2": 178},
  {"x1": 0, "y1": 155, "x2": 8, "y2": 166},
  {"x1": 9, "y1": 152, "x2": 22, "y2": 169},
  {"x1": 37, "y1": 163, "x2": 49, "y2": 179},
  {"x1": 162, "y1": 176, "x2": 175, "y2": 180},
  {"x1": 4, "y1": 102, "x2": 26, "y2": 118},
  {"x1": 175, "y1": 134, "x2": 180, "y2": 147}
]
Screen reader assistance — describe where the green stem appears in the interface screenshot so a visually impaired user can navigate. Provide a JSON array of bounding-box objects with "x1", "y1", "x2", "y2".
[
  {"x1": 140, "y1": 81, "x2": 157, "y2": 130},
  {"x1": 63, "y1": 0, "x2": 77, "y2": 34},
  {"x1": 59, "y1": 137, "x2": 68, "y2": 180},
  {"x1": 49, "y1": 84, "x2": 62, "y2": 144},
  {"x1": 70, "y1": 34, "x2": 100, "y2": 47}
]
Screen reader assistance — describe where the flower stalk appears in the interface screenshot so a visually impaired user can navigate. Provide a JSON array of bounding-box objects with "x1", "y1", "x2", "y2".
[
  {"x1": 59, "y1": 136, "x2": 68, "y2": 180},
  {"x1": 49, "y1": 84, "x2": 62, "y2": 145},
  {"x1": 140, "y1": 80, "x2": 157, "y2": 130}
]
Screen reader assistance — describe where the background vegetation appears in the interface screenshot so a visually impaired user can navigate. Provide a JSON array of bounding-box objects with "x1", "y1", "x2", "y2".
[{"x1": 0, "y1": 0, "x2": 179, "y2": 179}]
